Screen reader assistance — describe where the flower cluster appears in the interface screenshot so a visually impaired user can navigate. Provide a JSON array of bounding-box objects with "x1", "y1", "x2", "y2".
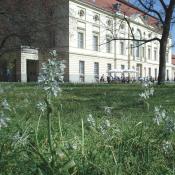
[
  {"x1": 139, "y1": 87, "x2": 154, "y2": 100},
  {"x1": 87, "y1": 114, "x2": 96, "y2": 128},
  {"x1": 99, "y1": 119, "x2": 111, "y2": 135},
  {"x1": 0, "y1": 111, "x2": 10, "y2": 129},
  {"x1": 12, "y1": 130, "x2": 29, "y2": 149},
  {"x1": 38, "y1": 50, "x2": 65, "y2": 97},
  {"x1": 37, "y1": 101, "x2": 47, "y2": 113},
  {"x1": 162, "y1": 140, "x2": 173, "y2": 155},
  {"x1": 86, "y1": 114, "x2": 111, "y2": 135},
  {"x1": 104, "y1": 106, "x2": 113, "y2": 115},
  {"x1": 154, "y1": 106, "x2": 166, "y2": 125},
  {"x1": 154, "y1": 106, "x2": 175, "y2": 133},
  {"x1": 2, "y1": 99, "x2": 11, "y2": 111}
]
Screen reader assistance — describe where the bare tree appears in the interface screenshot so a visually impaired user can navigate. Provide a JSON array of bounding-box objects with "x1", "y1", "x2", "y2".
[
  {"x1": 0, "y1": 0, "x2": 68, "y2": 57},
  {"x1": 114, "y1": 0, "x2": 175, "y2": 84}
]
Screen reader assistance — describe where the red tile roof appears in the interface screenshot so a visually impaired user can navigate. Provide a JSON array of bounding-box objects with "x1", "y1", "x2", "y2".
[
  {"x1": 172, "y1": 55, "x2": 175, "y2": 65},
  {"x1": 83, "y1": 0, "x2": 158, "y2": 26}
]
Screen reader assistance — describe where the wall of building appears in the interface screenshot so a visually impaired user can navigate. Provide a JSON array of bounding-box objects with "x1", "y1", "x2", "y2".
[{"x1": 69, "y1": 53, "x2": 113, "y2": 82}]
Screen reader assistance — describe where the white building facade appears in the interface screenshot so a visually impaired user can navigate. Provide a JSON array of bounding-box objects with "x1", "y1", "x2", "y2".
[{"x1": 64, "y1": 0, "x2": 174, "y2": 83}]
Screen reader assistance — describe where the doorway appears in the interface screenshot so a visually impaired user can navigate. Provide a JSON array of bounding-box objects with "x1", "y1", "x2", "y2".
[{"x1": 27, "y1": 60, "x2": 39, "y2": 82}]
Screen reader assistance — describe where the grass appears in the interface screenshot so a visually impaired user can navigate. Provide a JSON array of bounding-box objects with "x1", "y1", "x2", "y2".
[{"x1": 0, "y1": 83, "x2": 175, "y2": 174}]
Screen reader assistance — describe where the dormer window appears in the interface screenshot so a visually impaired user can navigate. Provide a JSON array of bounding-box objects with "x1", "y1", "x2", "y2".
[
  {"x1": 143, "y1": 15, "x2": 148, "y2": 20},
  {"x1": 113, "y1": 3, "x2": 121, "y2": 11},
  {"x1": 93, "y1": 14, "x2": 100, "y2": 21},
  {"x1": 78, "y1": 9, "x2": 85, "y2": 17}
]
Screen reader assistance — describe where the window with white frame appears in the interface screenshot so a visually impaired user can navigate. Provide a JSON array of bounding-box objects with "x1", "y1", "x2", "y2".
[
  {"x1": 120, "y1": 41, "x2": 124, "y2": 55},
  {"x1": 79, "y1": 61, "x2": 85, "y2": 82},
  {"x1": 166, "y1": 52, "x2": 169, "y2": 63},
  {"x1": 154, "y1": 48, "x2": 157, "y2": 61},
  {"x1": 107, "y1": 63, "x2": 112, "y2": 76},
  {"x1": 106, "y1": 37, "x2": 111, "y2": 53},
  {"x1": 121, "y1": 65, "x2": 125, "y2": 70},
  {"x1": 167, "y1": 69, "x2": 169, "y2": 80},
  {"x1": 155, "y1": 68, "x2": 157, "y2": 80},
  {"x1": 130, "y1": 44, "x2": 134, "y2": 56},
  {"x1": 94, "y1": 62, "x2": 99, "y2": 81},
  {"x1": 93, "y1": 34, "x2": 99, "y2": 51},
  {"x1": 148, "y1": 67, "x2": 151, "y2": 77},
  {"x1": 78, "y1": 30, "x2": 85, "y2": 49},
  {"x1": 135, "y1": 41, "x2": 140, "y2": 58},
  {"x1": 148, "y1": 47, "x2": 151, "y2": 60},
  {"x1": 142, "y1": 47, "x2": 145, "y2": 58},
  {"x1": 144, "y1": 67, "x2": 146, "y2": 77}
]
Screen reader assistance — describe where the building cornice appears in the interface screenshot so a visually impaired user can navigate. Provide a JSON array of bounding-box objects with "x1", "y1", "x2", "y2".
[{"x1": 70, "y1": 0, "x2": 165, "y2": 37}]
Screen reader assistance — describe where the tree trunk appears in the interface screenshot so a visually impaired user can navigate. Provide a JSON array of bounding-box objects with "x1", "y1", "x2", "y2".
[
  {"x1": 158, "y1": 38, "x2": 167, "y2": 84},
  {"x1": 158, "y1": 0, "x2": 175, "y2": 85}
]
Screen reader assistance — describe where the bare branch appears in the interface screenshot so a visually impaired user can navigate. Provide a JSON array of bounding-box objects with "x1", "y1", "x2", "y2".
[
  {"x1": 138, "y1": 0, "x2": 164, "y2": 24},
  {"x1": 99, "y1": 37, "x2": 160, "y2": 46},
  {"x1": 123, "y1": 15, "x2": 135, "y2": 39},
  {"x1": 159, "y1": 0, "x2": 167, "y2": 11}
]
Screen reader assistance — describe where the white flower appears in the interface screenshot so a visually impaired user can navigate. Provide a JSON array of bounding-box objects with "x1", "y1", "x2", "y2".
[
  {"x1": 104, "y1": 106, "x2": 113, "y2": 115},
  {"x1": 1, "y1": 99, "x2": 11, "y2": 111},
  {"x1": 99, "y1": 119, "x2": 111, "y2": 135},
  {"x1": 37, "y1": 101, "x2": 47, "y2": 112},
  {"x1": 71, "y1": 136, "x2": 80, "y2": 150},
  {"x1": 38, "y1": 51, "x2": 65, "y2": 97},
  {"x1": 50, "y1": 50, "x2": 57, "y2": 57},
  {"x1": 139, "y1": 86, "x2": 154, "y2": 101},
  {"x1": 12, "y1": 129, "x2": 29, "y2": 149},
  {"x1": 0, "y1": 112, "x2": 10, "y2": 129},
  {"x1": 105, "y1": 119, "x2": 111, "y2": 127},
  {"x1": 149, "y1": 87, "x2": 154, "y2": 96},
  {"x1": 162, "y1": 141, "x2": 173, "y2": 155},
  {"x1": 87, "y1": 114, "x2": 96, "y2": 127}
]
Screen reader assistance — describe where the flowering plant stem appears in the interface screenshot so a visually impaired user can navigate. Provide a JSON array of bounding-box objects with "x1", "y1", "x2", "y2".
[
  {"x1": 81, "y1": 118, "x2": 85, "y2": 156},
  {"x1": 45, "y1": 97, "x2": 54, "y2": 169},
  {"x1": 58, "y1": 111, "x2": 63, "y2": 145}
]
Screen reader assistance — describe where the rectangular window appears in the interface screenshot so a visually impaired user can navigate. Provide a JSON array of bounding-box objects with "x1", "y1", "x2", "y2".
[
  {"x1": 166, "y1": 52, "x2": 169, "y2": 63},
  {"x1": 167, "y1": 70, "x2": 169, "y2": 80},
  {"x1": 144, "y1": 67, "x2": 146, "y2": 77},
  {"x1": 79, "y1": 61, "x2": 85, "y2": 82},
  {"x1": 121, "y1": 65, "x2": 125, "y2": 70},
  {"x1": 107, "y1": 63, "x2": 112, "y2": 76},
  {"x1": 136, "y1": 41, "x2": 140, "y2": 57},
  {"x1": 93, "y1": 34, "x2": 99, "y2": 51},
  {"x1": 142, "y1": 47, "x2": 145, "y2": 58},
  {"x1": 130, "y1": 44, "x2": 133, "y2": 56},
  {"x1": 148, "y1": 47, "x2": 151, "y2": 60},
  {"x1": 148, "y1": 68, "x2": 151, "y2": 77},
  {"x1": 78, "y1": 31, "x2": 84, "y2": 49},
  {"x1": 154, "y1": 48, "x2": 157, "y2": 61},
  {"x1": 120, "y1": 41, "x2": 124, "y2": 55},
  {"x1": 94, "y1": 62, "x2": 99, "y2": 81},
  {"x1": 106, "y1": 37, "x2": 111, "y2": 53},
  {"x1": 155, "y1": 68, "x2": 157, "y2": 80}
]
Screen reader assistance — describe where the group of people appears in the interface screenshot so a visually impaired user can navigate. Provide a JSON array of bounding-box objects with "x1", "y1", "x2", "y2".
[{"x1": 100, "y1": 74, "x2": 111, "y2": 83}]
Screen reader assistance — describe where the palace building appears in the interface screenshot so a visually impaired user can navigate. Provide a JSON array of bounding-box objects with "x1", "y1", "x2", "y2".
[
  {"x1": 1, "y1": 0, "x2": 174, "y2": 82},
  {"x1": 61, "y1": 0, "x2": 174, "y2": 82}
]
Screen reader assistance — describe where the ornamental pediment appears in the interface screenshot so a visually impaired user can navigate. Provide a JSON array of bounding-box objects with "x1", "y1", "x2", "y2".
[{"x1": 130, "y1": 14, "x2": 148, "y2": 26}]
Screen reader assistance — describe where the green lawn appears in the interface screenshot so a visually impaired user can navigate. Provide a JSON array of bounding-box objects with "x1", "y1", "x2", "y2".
[{"x1": 0, "y1": 83, "x2": 175, "y2": 175}]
